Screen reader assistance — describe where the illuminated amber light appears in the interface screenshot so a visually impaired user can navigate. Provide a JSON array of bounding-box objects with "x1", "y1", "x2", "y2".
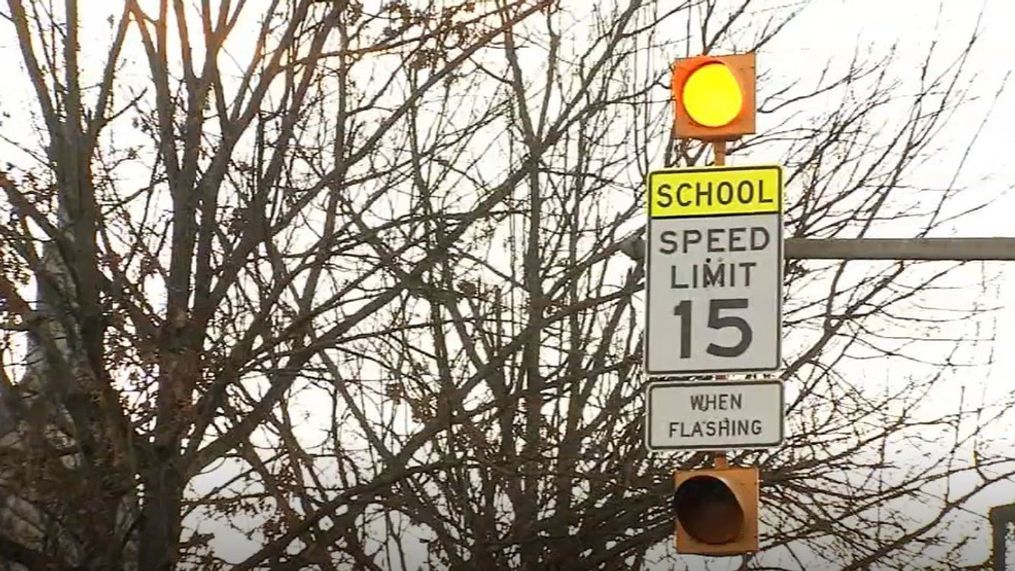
[{"x1": 681, "y1": 63, "x2": 744, "y2": 127}]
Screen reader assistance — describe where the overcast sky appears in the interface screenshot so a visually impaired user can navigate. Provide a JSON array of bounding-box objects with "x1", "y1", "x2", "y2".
[
  {"x1": 782, "y1": 0, "x2": 1015, "y2": 407},
  {"x1": 773, "y1": 1, "x2": 1015, "y2": 565}
]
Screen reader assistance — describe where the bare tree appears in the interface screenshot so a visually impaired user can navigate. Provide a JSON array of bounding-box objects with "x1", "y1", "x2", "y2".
[{"x1": 0, "y1": 0, "x2": 1012, "y2": 569}]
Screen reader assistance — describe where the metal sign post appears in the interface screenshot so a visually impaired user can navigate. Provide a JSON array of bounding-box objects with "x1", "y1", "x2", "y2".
[{"x1": 663, "y1": 56, "x2": 782, "y2": 557}]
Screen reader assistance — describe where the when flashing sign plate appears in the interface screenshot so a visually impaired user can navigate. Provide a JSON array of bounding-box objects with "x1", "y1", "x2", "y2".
[
  {"x1": 645, "y1": 379, "x2": 784, "y2": 450},
  {"x1": 645, "y1": 165, "x2": 782, "y2": 375}
]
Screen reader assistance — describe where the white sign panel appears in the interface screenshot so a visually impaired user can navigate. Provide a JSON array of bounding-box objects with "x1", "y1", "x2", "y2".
[
  {"x1": 645, "y1": 379, "x2": 784, "y2": 450},
  {"x1": 645, "y1": 166, "x2": 782, "y2": 375}
]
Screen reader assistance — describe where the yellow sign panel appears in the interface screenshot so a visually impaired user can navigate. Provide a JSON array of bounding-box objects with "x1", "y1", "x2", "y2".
[{"x1": 648, "y1": 165, "x2": 781, "y2": 218}]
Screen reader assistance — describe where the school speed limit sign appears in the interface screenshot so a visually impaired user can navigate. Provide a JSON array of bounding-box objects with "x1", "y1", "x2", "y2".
[{"x1": 645, "y1": 165, "x2": 782, "y2": 375}]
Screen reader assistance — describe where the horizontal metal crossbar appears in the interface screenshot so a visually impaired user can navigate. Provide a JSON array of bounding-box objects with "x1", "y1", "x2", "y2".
[{"x1": 785, "y1": 238, "x2": 1015, "y2": 261}]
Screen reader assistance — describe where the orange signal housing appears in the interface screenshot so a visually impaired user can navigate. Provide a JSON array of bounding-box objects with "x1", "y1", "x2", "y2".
[
  {"x1": 673, "y1": 465, "x2": 759, "y2": 555},
  {"x1": 671, "y1": 53, "x2": 756, "y2": 141}
]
